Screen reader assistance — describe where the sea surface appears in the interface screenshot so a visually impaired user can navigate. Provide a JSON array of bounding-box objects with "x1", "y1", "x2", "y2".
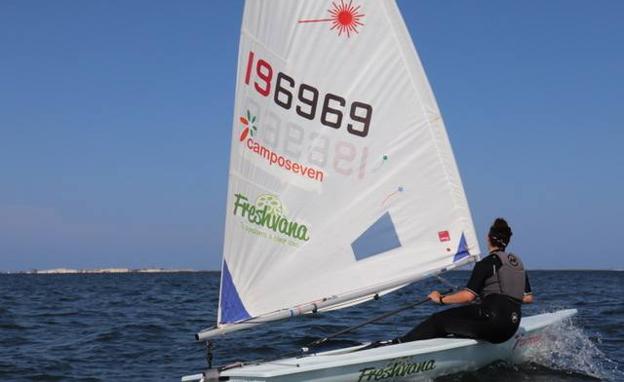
[{"x1": 0, "y1": 271, "x2": 622, "y2": 381}]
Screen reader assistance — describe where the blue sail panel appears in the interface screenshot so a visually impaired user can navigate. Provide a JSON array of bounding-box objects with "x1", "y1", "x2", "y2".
[
  {"x1": 219, "y1": 261, "x2": 251, "y2": 324},
  {"x1": 453, "y1": 233, "x2": 470, "y2": 262}
]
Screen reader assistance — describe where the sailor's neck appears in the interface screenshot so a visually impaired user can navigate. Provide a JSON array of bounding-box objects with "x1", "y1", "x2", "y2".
[{"x1": 488, "y1": 247, "x2": 504, "y2": 255}]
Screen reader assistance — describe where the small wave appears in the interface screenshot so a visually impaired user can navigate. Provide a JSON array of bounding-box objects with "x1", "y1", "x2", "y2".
[
  {"x1": 602, "y1": 306, "x2": 624, "y2": 316},
  {"x1": 95, "y1": 330, "x2": 122, "y2": 342},
  {"x1": 122, "y1": 323, "x2": 168, "y2": 336},
  {"x1": 0, "y1": 322, "x2": 26, "y2": 330},
  {"x1": 0, "y1": 336, "x2": 32, "y2": 347},
  {"x1": 21, "y1": 373, "x2": 65, "y2": 381},
  {"x1": 436, "y1": 361, "x2": 600, "y2": 382},
  {"x1": 514, "y1": 316, "x2": 622, "y2": 381},
  {"x1": 32, "y1": 311, "x2": 80, "y2": 318}
]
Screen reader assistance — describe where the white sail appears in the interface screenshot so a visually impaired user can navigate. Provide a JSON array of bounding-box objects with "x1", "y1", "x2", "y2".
[{"x1": 214, "y1": 0, "x2": 480, "y2": 334}]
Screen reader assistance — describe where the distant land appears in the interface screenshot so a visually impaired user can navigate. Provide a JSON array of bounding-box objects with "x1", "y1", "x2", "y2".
[{"x1": 1, "y1": 268, "x2": 206, "y2": 274}]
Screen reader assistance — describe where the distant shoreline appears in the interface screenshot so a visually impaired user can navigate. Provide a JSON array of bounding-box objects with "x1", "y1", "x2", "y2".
[{"x1": 0, "y1": 268, "x2": 214, "y2": 275}]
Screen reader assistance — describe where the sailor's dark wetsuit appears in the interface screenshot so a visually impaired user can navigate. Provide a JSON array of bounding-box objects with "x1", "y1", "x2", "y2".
[{"x1": 399, "y1": 251, "x2": 532, "y2": 344}]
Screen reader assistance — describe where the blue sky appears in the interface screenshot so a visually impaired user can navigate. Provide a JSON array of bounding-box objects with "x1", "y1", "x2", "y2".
[{"x1": 1, "y1": 1, "x2": 622, "y2": 271}]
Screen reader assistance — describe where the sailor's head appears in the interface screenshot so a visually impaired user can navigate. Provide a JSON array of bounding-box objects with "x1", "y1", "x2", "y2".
[{"x1": 488, "y1": 218, "x2": 512, "y2": 250}]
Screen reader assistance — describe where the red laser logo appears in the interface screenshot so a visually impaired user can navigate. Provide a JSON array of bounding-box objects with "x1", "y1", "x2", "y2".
[{"x1": 299, "y1": 0, "x2": 365, "y2": 38}]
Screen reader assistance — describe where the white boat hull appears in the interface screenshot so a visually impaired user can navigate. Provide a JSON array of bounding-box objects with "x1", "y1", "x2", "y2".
[{"x1": 183, "y1": 309, "x2": 577, "y2": 382}]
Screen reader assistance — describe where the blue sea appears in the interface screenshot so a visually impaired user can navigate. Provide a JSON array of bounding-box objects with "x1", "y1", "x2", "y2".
[{"x1": 1, "y1": 271, "x2": 622, "y2": 381}]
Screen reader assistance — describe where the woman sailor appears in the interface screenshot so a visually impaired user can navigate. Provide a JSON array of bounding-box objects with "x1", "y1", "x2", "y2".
[{"x1": 397, "y1": 218, "x2": 533, "y2": 344}]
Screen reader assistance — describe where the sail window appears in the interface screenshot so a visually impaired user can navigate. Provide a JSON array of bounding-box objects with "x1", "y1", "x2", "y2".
[{"x1": 351, "y1": 212, "x2": 402, "y2": 261}]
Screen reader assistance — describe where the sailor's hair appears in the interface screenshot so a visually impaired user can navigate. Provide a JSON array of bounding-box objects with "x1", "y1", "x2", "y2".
[{"x1": 488, "y1": 218, "x2": 513, "y2": 249}]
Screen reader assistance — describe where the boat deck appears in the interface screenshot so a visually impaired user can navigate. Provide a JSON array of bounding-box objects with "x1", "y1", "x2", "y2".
[{"x1": 221, "y1": 309, "x2": 577, "y2": 379}]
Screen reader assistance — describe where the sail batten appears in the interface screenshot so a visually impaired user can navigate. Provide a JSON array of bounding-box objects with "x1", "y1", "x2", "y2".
[{"x1": 212, "y1": 0, "x2": 480, "y2": 339}]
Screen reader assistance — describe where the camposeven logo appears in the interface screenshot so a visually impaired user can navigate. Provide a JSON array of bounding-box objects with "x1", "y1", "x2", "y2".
[
  {"x1": 238, "y1": 110, "x2": 325, "y2": 182},
  {"x1": 233, "y1": 193, "x2": 310, "y2": 243}
]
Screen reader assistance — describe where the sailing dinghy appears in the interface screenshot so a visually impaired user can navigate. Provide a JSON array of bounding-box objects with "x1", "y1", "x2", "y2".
[{"x1": 183, "y1": 0, "x2": 576, "y2": 380}]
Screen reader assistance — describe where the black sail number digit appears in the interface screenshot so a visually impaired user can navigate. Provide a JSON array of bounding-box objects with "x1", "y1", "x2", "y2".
[
  {"x1": 347, "y1": 102, "x2": 372, "y2": 137},
  {"x1": 274, "y1": 72, "x2": 294, "y2": 110},
  {"x1": 320, "y1": 93, "x2": 345, "y2": 129},
  {"x1": 296, "y1": 84, "x2": 318, "y2": 120}
]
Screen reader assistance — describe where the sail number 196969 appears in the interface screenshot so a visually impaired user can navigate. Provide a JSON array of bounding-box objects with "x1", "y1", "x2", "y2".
[{"x1": 244, "y1": 51, "x2": 373, "y2": 138}]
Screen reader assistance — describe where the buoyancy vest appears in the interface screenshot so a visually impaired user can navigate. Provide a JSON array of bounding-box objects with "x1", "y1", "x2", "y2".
[{"x1": 481, "y1": 251, "x2": 526, "y2": 301}]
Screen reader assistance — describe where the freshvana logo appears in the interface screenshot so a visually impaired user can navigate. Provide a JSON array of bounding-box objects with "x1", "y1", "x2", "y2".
[
  {"x1": 357, "y1": 359, "x2": 435, "y2": 381},
  {"x1": 233, "y1": 193, "x2": 310, "y2": 242}
]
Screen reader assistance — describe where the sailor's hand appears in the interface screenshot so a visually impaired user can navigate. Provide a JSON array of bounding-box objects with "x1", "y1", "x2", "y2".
[{"x1": 428, "y1": 291, "x2": 442, "y2": 304}]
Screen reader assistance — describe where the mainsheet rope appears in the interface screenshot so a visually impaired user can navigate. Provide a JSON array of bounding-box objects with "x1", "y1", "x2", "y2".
[{"x1": 302, "y1": 287, "x2": 455, "y2": 351}]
